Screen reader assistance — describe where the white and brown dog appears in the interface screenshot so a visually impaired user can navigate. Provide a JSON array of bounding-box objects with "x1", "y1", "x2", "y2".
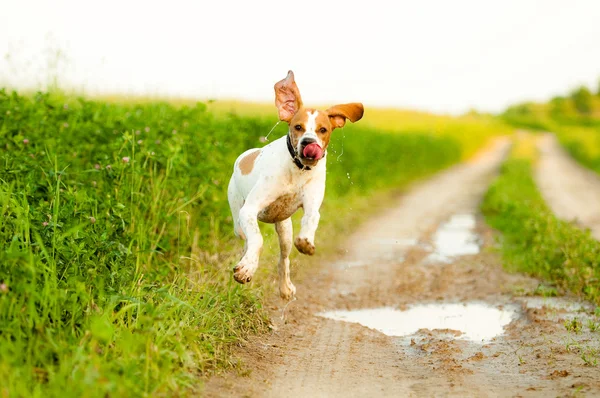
[{"x1": 227, "y1": 71, "x2": 364, "y2": 299}]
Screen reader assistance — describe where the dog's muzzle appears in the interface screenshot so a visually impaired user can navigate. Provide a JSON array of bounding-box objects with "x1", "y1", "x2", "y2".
[{"x1": 299, "y1": 138, "x2": 317, "y2": 154}]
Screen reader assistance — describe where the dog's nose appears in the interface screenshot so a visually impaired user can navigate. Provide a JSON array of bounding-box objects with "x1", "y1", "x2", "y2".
[{"x1": 300, "y1": 138, "x2": 317, "y2": 147}]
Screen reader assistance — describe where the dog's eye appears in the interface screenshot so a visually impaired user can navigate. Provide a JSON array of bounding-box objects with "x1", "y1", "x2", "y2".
[
  {"x1": 319, "y1": 127, "x2": 327, "y2": 134},
  {"x1": 294, "y1": 125, "x2": 302, "y2": 131}
]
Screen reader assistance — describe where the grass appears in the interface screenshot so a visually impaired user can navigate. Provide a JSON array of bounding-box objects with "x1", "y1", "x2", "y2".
[
  {"x1": 555, "y1": 126, "x2": 600, "y2": 174},
  {"x1": 0, "y1": 89, "x2": 505, "y2": 397},
  {"x1": 481, "y1": 134, "x2": 600, "y2": 306}
]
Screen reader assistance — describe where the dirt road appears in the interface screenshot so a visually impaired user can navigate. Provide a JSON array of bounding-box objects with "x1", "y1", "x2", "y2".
[
  {"x1": 536, "y1": 133, "x2": 600, "y2": 240},
  {"x1": 206, "y1": 138, "x2": 600, "y2": 398}
]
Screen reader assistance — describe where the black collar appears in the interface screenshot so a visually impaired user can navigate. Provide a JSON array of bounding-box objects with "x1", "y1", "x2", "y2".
[{"x1": 286, "y1": 134, "x2": 311, "y2": 171}]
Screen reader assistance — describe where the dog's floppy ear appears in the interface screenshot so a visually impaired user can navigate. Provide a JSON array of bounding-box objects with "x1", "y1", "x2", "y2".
[
  {"x1": 326, "y1": 103, "x2": 364, "y2": 129},
  {"x1": 274, "y1": 70, "x2": 303, "y2": 123}
]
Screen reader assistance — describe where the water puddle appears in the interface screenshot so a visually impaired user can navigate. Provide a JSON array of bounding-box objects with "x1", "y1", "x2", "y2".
[
  {"x1": 318, "y1": 303, "x2": 519, "y2": 342},
  {"x1": 426, "y1": 214, "x2": 480, "y2": 263}
]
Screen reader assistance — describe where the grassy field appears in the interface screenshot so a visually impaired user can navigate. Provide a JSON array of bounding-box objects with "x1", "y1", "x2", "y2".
[
  {"x1": 481, "y1": 134, "x2": 600, "y2": 305},
  {"x1": 0, "y1": 89, "x2": 508, "y2": 397}
]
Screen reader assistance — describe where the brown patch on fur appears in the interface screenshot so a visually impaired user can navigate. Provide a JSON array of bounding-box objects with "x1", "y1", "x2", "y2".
[
  {"x1": 314, "y1": 111, "x2": 334, "y2": 149},
  {"x1": 258, "y1": 193, "x2": 301, "y2": 223},
  {"x1": 239, "y1": 150, "x2": 260, "y2": 175}
]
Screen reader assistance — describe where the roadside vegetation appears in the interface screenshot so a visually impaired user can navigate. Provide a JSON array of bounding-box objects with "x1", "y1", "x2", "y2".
[
  {"x1": 481, "y1": 133, "x2": 600, "y2": 306},
  {"x1": 0, "y1": 89, "x2": 507, "y2": 397}
]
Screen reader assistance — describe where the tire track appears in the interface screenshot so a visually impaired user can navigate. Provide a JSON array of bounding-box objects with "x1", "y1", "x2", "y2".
[{"x1": 536, "y1": 133, "x2": 600, "y2": 240}]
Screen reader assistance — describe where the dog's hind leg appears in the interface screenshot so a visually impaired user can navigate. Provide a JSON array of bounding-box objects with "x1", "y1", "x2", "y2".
[
  {"x1": 227, "y1": 177, "x2": 245, "y2": 240},
  {"x1": 275, "y1": 218, "x2": 296, "y2": 300},
  {"x1": 227, "y1": 177, "x2": 249, "y2": 262},
  {"x1": 233, "y1": 181, "x2": 281, "y2": 284}
]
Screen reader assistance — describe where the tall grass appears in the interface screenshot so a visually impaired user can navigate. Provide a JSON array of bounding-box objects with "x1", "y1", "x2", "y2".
[{"x1": 0, "y1": 89, "x2": 504, "y2": 396}]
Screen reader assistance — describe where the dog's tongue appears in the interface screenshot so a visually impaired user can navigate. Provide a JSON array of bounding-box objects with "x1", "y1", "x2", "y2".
[{"x1": 303, "y1": 143, "x2": 323, "y2": 160}]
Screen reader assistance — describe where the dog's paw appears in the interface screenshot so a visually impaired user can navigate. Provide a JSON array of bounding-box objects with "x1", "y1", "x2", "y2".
[
  {"x1": 233, "y1": 263, "x2": 255, "y2": 284},
  {"x1": 279, "y1": 280, "x2": 297, "y2": 301},
  {"x1": 294, "y1": 237, "x2": 315, "y2": 255}
]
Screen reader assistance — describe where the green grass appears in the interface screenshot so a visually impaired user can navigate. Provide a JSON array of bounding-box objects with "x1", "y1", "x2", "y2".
[
  {"x1": 555, "y1": 126, "x2": 600, "y2": 174},
  {"x1": 481, "y1": 136, "x2": 600, "y2": 305},
  {"x1": 0, "y1": 89, "x2": 503, "y2": 397}
]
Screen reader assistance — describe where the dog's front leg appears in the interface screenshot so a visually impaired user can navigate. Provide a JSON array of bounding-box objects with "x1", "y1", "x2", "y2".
[{"x1": 295, "y1": 182, "x2": 325, "y2": 255}]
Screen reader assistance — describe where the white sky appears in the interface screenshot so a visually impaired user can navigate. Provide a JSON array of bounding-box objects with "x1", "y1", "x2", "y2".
[{"x1": 1, "y1": 0, "x2": 600, "y2": 114}]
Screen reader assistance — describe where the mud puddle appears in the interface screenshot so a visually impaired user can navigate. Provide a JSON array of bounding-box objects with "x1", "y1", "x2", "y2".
[{"x1": 318, "y1": 302, "x2": 520, "y2": 342}]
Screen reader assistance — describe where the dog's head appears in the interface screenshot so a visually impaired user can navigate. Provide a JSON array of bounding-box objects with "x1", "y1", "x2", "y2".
[{"x1": 274, "y1": 71, "x2": 364, "y2": 168}]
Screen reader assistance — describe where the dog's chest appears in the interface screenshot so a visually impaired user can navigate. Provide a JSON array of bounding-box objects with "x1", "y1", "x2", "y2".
[{"x1": 258, "y1": 192, "x2": 302, "y2": 223}]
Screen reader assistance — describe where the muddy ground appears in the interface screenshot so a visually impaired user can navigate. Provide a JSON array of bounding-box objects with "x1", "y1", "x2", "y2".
[{"x1": 205, "y1": 137, "x2": 600, "y2": 398}]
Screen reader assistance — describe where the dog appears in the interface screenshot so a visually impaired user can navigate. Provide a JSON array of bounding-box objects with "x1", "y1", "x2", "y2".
[{"x1": 227, "y1": 71, "x2": 364, "y2": 299}]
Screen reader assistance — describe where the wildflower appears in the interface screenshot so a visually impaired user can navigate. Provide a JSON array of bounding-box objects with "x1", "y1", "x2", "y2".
[
  {"x1": 151, "y1": 151, "x2": 155, "y2": 156},
  {"x1": 259, "y1": 136, "x2": 267, "y2": 143},
  {"x1": 155, "y1": 140, "x2": 161, "y2": 145},
  {"x1": 63, "y1": 122, "x2": 69, "y2": 128},
  {"x1": 94, "y1": 164, "x2": 101, "y2": 170},
  {"x1": 172, "y1": 129, "x2": 177, "y2": 135},
  {"x1": 135, "y1": 130, "x2": 141, "y2": 135},
  {"x1": 23, "y1": 139, "x2": 29, "y2": 144},
  {"x1": 42, "y1": 221, "x2": 49, "y2": 227},
  {"x1": 137, "y1": 140, "x2": 143, "y2": 144},
  {"x1": 106, "y1": 164, "x2": 112, "y2": 170},
  {"x1": 63, "y1": 104, "x2": 69, "y2": 110},
  {"x1": 122, "y1": 157, "x2": 130, "y2": 163},
  {"x1": 90, "y1": 216, "x2": 96, "y2": 224},
  {"x1": 0, "y1": 283, "x2": 7, "y2": 293},
  {"x1": 144, "y1": 126, "x2": 150, "y2": 133},
  {"x1": 92, "y1": 181, "x2": 97, "y2": 187}
]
